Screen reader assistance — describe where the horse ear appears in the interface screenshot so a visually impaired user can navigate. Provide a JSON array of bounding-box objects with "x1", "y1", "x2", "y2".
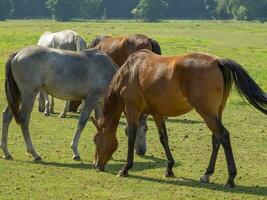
[{"x1": 91, "y1": 116, "x2": 102, "y2": 132}]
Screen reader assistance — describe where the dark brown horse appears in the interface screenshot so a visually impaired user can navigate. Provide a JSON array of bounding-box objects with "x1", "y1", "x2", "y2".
[
  {"x1": 91, "y1": 50, "x2": 267, "y2": 188},
  {"x1": 69, "y1": 34, "x2": 161, "y2": 112}
]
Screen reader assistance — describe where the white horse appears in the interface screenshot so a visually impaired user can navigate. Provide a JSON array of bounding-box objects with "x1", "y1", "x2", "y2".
[
  {"x1": 1, "y1": 46, "x2": 117, "y2": 161},
  {"x1": 37, "y1": 30, "x2": 87, "y2": 117}
]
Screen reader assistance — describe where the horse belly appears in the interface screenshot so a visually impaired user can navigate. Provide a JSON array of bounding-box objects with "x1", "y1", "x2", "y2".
[
  {"x1": 43, "y1": 82, "x2": 88, "y2": 100},
  {"x1": 143, "y1": 85, "x2": 193, "y2": 116}
]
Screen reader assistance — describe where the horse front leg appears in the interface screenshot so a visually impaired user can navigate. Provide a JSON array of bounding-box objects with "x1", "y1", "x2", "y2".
[
  {"x1": 94, "y1": 99, "x2": 104, "y2": 120},
  {"x1": 1, "y1": 106, "x2": 14, "y2": 159},
  {"x1": 118, "y1": 106, "x2": 139, "y2": 177},
  {"x1": 153, "y1": 115, "x2": 175, "y2": 177},
  {"x1": 70, "y1": 95, "x2": 100, "y2": 161}
]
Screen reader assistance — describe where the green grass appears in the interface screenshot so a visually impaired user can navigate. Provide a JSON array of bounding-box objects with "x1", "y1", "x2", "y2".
[{"x1": 0, "y1": 20, "x2": 266, "y2": 200}]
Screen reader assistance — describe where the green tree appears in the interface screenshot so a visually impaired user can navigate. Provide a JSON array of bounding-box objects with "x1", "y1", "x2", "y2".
[
  {"x1": 101, "y1": 0, "x2": 138, "y2": 19},
  {"x1": 12, "y1": 0, "x2": 49, "y2": 18},
  {"x1": 166, "y1": 0, "x2": 209, "y2": 19},
  {"x1": 0, "y1": 0, "x2": 12, "y2": 20},
  {"x1": 132, "y1": 0, "x2": 168, "y2": 21},
  {"x1": 78, "y1": 0, "x2": 102, "y2": 19},
  {"x1": 46, "y1": 0, "x2": 78, "y2": 21}
]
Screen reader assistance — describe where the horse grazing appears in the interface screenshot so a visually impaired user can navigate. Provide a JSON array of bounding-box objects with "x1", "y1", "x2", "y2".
[
  {"x1": 69, "y1": 34, "x2": 161, "y2": 155},
  {"x1": 91, "y1": 50, "x2": 267, "y2": 188},
  {"x1": 37, "y1": 30, "x2": 87, "y2": 117},
  {"x1": 1, "y1": 46, "x2": 117, "y2": 161}
]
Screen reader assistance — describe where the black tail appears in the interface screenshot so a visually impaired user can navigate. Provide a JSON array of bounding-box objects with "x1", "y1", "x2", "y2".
[
  {"x1": 5, "y1": 52, "x2": 21, "y2": 123},
  {"x1": 87, "y1": 35, "x2": 108, "y2": 49},
  {"x1": 217, "y1": 59, "x2": 267, "y2": 115},
  {"x1": 149, "y1": 38, "x2": 161, "y2": 55}
]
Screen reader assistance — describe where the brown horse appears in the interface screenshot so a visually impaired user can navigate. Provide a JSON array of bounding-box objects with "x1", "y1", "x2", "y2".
[
  {"x1": 91, "y1": 50, "x2": 267, "y2": 188},
  {"x1": 70, "y1": 34, "x2": 161, "y2": 156}
]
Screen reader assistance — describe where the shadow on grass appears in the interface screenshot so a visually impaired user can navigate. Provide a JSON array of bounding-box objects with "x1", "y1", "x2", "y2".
[
  {"x1": 104, "y1": 172, "x2": 267, "y2": 197},
  {"x1": 14, "y1": 156, "x2": 266, "y2": 196},
  {"x1": 105, "y1": 155, "x2": 181, "y2": 172},
  {"x1": 17, "y1": 155, "x2": 174, "y2": 172}
]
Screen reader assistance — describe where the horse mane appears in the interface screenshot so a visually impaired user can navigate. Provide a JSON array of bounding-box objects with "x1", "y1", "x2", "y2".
[{"x1": 87, "y1": 35, "x2": 109, "y2": 49}]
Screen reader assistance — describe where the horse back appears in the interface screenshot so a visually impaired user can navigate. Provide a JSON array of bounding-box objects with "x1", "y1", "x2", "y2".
[{"x1": 118, "y1": 50, "x2": 224, "y2": 116}]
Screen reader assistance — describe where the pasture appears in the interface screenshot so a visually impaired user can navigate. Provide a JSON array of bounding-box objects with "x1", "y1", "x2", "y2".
[{"x1": 0, "y1": 20, "x2": 266, "y2": 199}]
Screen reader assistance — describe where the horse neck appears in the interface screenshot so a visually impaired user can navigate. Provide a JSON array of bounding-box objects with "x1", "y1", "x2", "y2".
[{"x1": 101, "y1": 91, "x2": 123, "y2": 136}]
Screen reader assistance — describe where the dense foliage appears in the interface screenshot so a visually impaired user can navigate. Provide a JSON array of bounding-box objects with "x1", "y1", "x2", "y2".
[{"x1": 1, "y1": 0, "x2": 267, "y2": 21}]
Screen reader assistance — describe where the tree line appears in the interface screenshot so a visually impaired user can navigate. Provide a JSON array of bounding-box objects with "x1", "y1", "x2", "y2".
[{"x1": 1, "y1": 0, "x2": 267, "y2": 21}]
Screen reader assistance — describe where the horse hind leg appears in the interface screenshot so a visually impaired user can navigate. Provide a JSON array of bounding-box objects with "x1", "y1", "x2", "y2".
[
  {"x1": 196, "y1": 110, "x2": 237, "y2": 188},
  {"x1": 43, "y1": 92, "x2": 51, "y2": 116},
  {"x1": 134, "y1": 115, "x2": 148, "y2": 156},
  {"x1": 20, "y1": 93, "x2": 41, "y2": 161},
  {"x1": 1, "y1": 106, "x2": 14, "y2": 159},
  {"x1": 50, "y1": 96, "x2": 55, "y2": 114},
  {"x1": 59, "y1": 101, "x2": 70, "y2": 118}
]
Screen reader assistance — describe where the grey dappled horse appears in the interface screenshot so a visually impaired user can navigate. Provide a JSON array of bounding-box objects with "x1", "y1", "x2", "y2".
[
  {"x1": 37, "y1": 30, "x2": 87, "y2": 118},
  {"x1": 1, "y1": 46, "x2": 117, "y2": 161}
]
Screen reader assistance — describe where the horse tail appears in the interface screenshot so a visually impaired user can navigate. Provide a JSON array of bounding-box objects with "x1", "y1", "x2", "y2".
[
  {"x1": 217, "y1": 59, "x2": 267, "y2": 115},
  {"x1": 87, "y1": 35, "x2": 107, "y2": 49},
  {"x1": 5, "y1": 51, "x2": 21, "y2": 123},
  {"x1": 76, "y1": 35, "x2": 87, "y2": 51},
  {"x1": 149, "y1": 38, "x2": 161, "y2": 55}
]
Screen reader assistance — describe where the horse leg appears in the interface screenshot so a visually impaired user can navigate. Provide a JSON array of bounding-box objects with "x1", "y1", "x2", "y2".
[
  {"x1": 0, "y1": 106, "x2": 14, "y2": 159},
  {"x1": 38, "y1": 90, "x2": 45, "y2": 112},
  {"x1": 94, "y1": 99, "x2": 103, "y2": 120},
  {"x1": 20, "y1": 93, "x2": 41, "y2": 161},
  {"x1": 50, "y1": 96, "x2": 55, "y2": 114},
  {"x1": 219, "y1": 123, "x2": 237, "y2": 188},
  {"x1": 70, "y1": 96, "x2": 99, "y2": 160},
  {"x1": 118, "y1": 107, "x2": 139, "y2": 177},
  {"x1": 134, "y1": 115, "x2": 148, "y2": 156},
  {"x1": 197, "y1": 112, "x2": 237, "y2": 188},
  {"x1": 43, "y1": 92, "x2": 50, "y2": 116},
  {"x1": 200, "y1": 134, "x2": 220, "y2": 183},
  {"x1": 59, "y1": 101, "x2": 70, "y2": 118},
  {"x1": 153, "y1": 115, "x2": 175, "y2": 177}
]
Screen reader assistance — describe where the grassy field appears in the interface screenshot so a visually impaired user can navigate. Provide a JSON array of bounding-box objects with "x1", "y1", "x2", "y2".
[{"x1": 0, "y1": 20, "x2": 266, "y2": 200}]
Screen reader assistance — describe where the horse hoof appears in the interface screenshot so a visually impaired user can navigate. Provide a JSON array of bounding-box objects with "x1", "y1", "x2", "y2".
[
  {"x1": 59, "y1": 114, "x2": 66, "y2": 118},
  {"x1": 200, "y1": 175, "x2": 210, "y2": 183},
  {"x1": 4, "y1": 155, "x2": 13, "y2": 160},
  {"x1": 165, "y1": 171, "x2": 175, "y2": 178},
  {"x1": 73, "y1": 156, "x2": 81, "y2": 161},
  {"x1": 44, "y1": 112, "x2": 50, "y2": 116},
  {"x1": 117, "y1": 170, "x2": 128, "y2": 177},
  {"x1": 225, "y1": 181, "x2": 236, "y2": 188},
  {"x1": 33, "y1": 156, "x2": 42, "y2": 162}
]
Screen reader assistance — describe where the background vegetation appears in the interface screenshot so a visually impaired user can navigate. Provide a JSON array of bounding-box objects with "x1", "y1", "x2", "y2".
[
  {"x1": 0, "y1": 20, "x2": 266, "y2": 200},
  {"x1": 1, "y1": 0, "x2": 267, "y2": 21}
]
